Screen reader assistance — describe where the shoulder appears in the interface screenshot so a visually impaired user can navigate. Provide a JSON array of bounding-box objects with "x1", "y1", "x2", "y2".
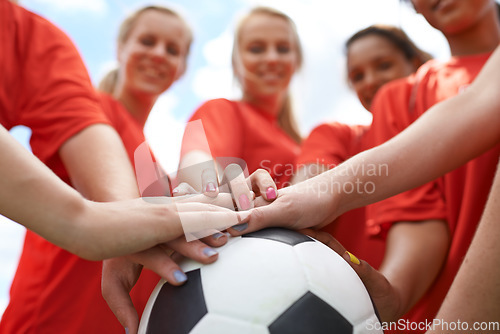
[{"x1": 189, "y1": 98, "x2": 241, "y2": 123}]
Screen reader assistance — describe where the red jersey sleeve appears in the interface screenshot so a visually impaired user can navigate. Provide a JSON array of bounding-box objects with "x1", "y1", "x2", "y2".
[
  {"x1": 298, "y1": 122, "x2": 368, "y2": 168},
  {"x1": 0, "y1": 2, "x2": 110, "y2": 163},
  {"x1": 180, "y1": 99, "x2": 244, "y2": 159},
  {"x1": 364, "y1": 76, "x2": 447, "y2": 239}
]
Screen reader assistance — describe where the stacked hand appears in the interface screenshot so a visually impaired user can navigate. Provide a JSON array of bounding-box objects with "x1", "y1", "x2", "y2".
[{"x1": 103, "y1": 165, "x2": 278, "y2": 334}]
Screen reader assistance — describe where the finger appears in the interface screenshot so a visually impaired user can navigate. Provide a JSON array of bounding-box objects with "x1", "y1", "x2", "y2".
[
  {"x1": 201, "y1": 168, "x2": 219, "y2": 197},
  {"x1": 222, "y1": 163, "x2": 253, "y2": 211},
  {"x1": 102, "y1": 258, "x2": 141, "y2": 334},
  {"x1": 300, "y1": 229, "x2": 347, "y2": 256},
  {"x1": 166, "y1": 238, "x2": 220, "y2": 265},
  {"x1": 173, "y1": 192, "x2": 235, "y2": 210},
  {"x1": 201, "y1": 231, "x2": 230, "y2": 248},
  {"x1": 227, "y1": 201, "x2": 288, "y2": 236},
  {"x1": 247, "y1": 169, "x2": 277, "y2": 201},
  {"x1": 127, "y1": 247, "x2": 188, "y2": 286},
  {"x1": 172, "y1": 182, "x2": 198, "y2": 197},
  {"x1": 175, "y1": 202, "x2": 251, "y2": 241}
]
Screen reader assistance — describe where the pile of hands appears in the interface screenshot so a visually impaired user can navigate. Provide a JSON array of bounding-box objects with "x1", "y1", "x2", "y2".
[{"x1": 103, "y1": 165, "x2": 396, "y2": 333}]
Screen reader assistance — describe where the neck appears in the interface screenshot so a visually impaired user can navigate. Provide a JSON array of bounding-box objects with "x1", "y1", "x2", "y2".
[
  {"x1": 446, "y1": 11, "x2": 500, "y2": 56},
  {"x1": 242, "y1": 93, "x2": 285, "y2": 118},
  {"x1": 114, "y1": 90, "x2": 156, "y2": 128}
]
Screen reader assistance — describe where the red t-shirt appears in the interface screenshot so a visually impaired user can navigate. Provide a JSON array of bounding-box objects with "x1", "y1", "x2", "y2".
[
  {"x1": 0, "y1": 0, "x2": 109, "y2": 161},
  {"x1": 364, "y1": 53, "x2": 500, "y2": 332},
  {"x1": 297, "y1": 122, "x2": 385, "y2": 268},
  {"x1": 0, "y1": 93, "x2": 160, "y2": 333},
  {"x1": 180, "y1": 98, "x2": 300, "y2": 188}
]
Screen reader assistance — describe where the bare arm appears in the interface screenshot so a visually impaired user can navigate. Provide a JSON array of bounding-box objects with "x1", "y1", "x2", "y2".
[
  {"x1": 380, "y1": 220, "x2": 450, "y2": 321},
  {"x1": 59, "y1": 124, "x2": 140, "y2": 201},
  {"x1": 333, "y1": 45, "x2": 500, "y2": 214},
  {"x1": 236, "y1": 45, "x2": 500, "y2": 233},
  {"x1": 0, "y1": 125, "x2": 247, "y2": 260},
  {"x1": 426, "y1": 162, "x2": 500, "y2": 334},
  {"x1": 291, "y1": 163, "x2": 328, "y2": 184}
]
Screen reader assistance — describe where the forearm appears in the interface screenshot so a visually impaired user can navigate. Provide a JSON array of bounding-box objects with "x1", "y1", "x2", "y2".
[
  {"x1": 0, "y1": 126, "x2": 91, "y2": 246},
  {"x1": 291, "y1": 164, "x2": 329, "y2": 184},
  {"x1": 427, "y1": 163, "x2": 500, "y2": 333},
  {"x1": 327, "y1": 78, "x2": 499, "y2": 215},
  {"x1": 380, "y1": 219, "x2": 450, "y2": 320}
]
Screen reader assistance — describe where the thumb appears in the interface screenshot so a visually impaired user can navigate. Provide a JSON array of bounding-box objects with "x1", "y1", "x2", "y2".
[{"x1": 227, "y1": 202, "x2": 286, "y2": 236}]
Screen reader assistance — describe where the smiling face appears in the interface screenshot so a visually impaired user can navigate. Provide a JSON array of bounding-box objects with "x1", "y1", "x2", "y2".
[
  {"x1": 116, "y1": 9, "x2": 190, "y2": 98},
  {"x1": 234, "y1": 12, "x2": 300, "y2": 103},
  {"x1": 411, "y1": 0, "x2": 494, "y2": 35},
  {"x1": 347, "y1": 34, "x2": 417, "y2": 110}
]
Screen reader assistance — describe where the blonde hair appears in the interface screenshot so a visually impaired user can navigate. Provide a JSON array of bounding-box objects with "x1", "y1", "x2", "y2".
[
  {"x1": 232, "y1": 6, "x2": 303, "y2": 144},
  {"x1": 98, "y1": 6, "x2": 193, "y2": 94}
]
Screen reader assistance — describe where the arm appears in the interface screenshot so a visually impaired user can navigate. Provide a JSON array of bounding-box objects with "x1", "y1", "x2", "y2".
[
  {"x1": 59, "y1": 123, "x2": 140, "y2": 201},
  {"x1": 234, "y1": 45, "x2": 500, "y2": 233},
  {"x1": 291, "y1": 163, "x2": 329, "y2": 184},
  {"x1": 0, "y1": 125, "x2": 248, "y2": 260},
  {"x1": 426, "y1": 161, "x2": 500, "y2": 334},
  {"x1": 379, "y1": 219, "x2": 449, "y2": 321}
]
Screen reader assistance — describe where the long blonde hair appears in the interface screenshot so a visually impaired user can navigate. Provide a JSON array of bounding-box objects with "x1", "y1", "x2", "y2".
[
  {"x1": 232, "y1": 7, "x2": 303, "y2": 144},
  {"x1": 98, "y1": 6, "x2": 193, "y2": 94}
]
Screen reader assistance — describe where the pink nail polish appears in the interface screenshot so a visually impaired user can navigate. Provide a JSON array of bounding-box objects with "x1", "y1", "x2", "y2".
[
  {"x1": 239, "y1": 194, "x2": 250, "y2": 210},
  {"x1": 266, "y1": 187, "x2": 276, "y2": 200},
  {"x1": 206, "y1": 182, "x2": 216, "y2": 193}
]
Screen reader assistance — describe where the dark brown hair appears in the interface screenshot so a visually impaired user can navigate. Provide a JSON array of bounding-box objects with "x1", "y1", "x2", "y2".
[{"x1": 345, "y1": 24, "x2": 432, "y2": 69}]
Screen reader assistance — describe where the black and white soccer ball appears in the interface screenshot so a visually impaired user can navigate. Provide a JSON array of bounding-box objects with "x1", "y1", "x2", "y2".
[{"x1": 138, "y1": 228, "x2": 382, "y2": 334}]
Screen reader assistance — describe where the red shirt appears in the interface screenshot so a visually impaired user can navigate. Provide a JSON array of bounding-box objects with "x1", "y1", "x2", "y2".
[
  {"x1": 364, "y1": 53, "x2": 500, "y2": 332},
  {"x1": 0, "y1": 0, "x2": 109, "y2": 160},
  {"x1": 0, "y1": 93, "x2": 159, "y2": 333},
  {"x1": 297, "y1": 122, "x2": 385, "y2": 268},
  {"x1": 180, "y1": 98, "x2": 300, "y2": 188}
]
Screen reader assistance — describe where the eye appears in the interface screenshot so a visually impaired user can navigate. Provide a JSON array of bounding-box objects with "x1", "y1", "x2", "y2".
[
  {"x1": 167, "y1": 44, "x2": 180, "y2": 56},
  {"x1": 247, "y1": 44, "x2": 265, "y2": 54},
  {"x1": 377, "y1": 61, "x2": 393, "y2": 71},
  {"x1": 349, "y1": 71, "x2": 364, "y2": 83},
  {"x1": 277, "y1": 44, "x2": 290, "y2": 54},
  {"x1": 140, "y1": 36, "x2": 156, "y2": 47}
]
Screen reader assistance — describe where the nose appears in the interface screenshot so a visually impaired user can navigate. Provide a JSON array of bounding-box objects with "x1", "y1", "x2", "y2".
[
  {"x1": 362, "y1": 69, "x2": 382, "y2": 93},
  {"x1": 149, "y1": 43, "x2": 168, "y2": 62},
  {"x1": 264, "y1": 48, "x2": 280, "y2": 64}
]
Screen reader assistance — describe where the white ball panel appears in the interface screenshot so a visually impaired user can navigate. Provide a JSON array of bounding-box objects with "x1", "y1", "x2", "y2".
[
  {"x1": 190, "y1": 313, "x2": 269, "y2": 334},
  {"x1": 293, "y1": 240, "x2": 375, "y2": 325},
  {"x1": 201, "y1": 237, "x2": 308, "y2": 326},
  {"x1": 353, "y1": 313, "x2": 384, "y2": 334}
]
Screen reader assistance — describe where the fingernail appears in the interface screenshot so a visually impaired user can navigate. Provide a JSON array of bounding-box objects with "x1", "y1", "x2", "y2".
[
  {"x1": 125, "y1": 328, "x2": 129, "y2": 334},
  {"x1": 238, "y1": 194, "x2": 250, "y2": 210},
  {"x1": 206, "y1": 182, "x2": 216, "y2": 193},
  {"x1": 212, "y1": 232, "x2": 225, "y2": 240},
  {"x1": 233, "y1": 222, "x2": 248, "y2": 232},
  {"x1": 266, "y1": 187, "x2": 277, "y2": 200},
  {"x1": 203, "y1": 247, "x2": 218, "y2": 257},
  {"x1": 344, "y1": 251, "x2": 360, "y2": 265},
  {"x1": 172, "y1": 188, "x2": 179, "y2": 194},
  {"x1": 173, "y1": 270, "x2": 187, "y2": 283}
]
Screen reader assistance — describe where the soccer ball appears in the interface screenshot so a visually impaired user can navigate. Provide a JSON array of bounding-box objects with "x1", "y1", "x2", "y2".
[{"x1": 138, "y1": 228, "x2": 382, "y2": 334}]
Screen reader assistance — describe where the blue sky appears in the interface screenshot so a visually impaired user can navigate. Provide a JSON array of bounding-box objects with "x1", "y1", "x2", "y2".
[{"x1": 1, "y1": 0, "x2": 453, "y2": 316}]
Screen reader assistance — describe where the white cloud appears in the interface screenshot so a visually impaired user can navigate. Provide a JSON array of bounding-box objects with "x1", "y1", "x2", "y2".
[{"x1": 144, "y1": 94, "x2": 185, "y2": 176}]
